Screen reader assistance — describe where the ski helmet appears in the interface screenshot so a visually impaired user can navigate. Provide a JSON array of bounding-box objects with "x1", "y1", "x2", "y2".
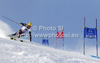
[{"x1": 28, "y1": 23, "x2": 32, "y2": 26}]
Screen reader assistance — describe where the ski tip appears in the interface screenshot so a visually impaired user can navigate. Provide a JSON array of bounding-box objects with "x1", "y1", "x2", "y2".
[{"x1": 20, "y1": 40, "x2": 24, "y2": 42}]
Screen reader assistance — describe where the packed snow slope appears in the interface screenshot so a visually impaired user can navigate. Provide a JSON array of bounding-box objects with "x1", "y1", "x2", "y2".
[{"x1": 0, "y1": 38, "x2": 100, "y2": 63}]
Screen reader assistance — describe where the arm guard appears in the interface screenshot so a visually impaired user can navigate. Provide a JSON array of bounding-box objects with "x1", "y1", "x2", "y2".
[
  {"x1": 29, "y1": 31, "x2": 32, "y2": 42},
  {"x1": 20, "y1": 22, "x2": 27, "y2": 26}
]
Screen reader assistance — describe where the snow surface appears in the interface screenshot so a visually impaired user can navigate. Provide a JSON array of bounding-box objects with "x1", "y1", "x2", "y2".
[{"x1": 0, "y1": 37, "x2": 100, "y2": 63}]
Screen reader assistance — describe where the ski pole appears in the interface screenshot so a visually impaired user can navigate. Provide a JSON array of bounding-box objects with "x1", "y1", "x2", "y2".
[{"x1": 2, "y1": 16, "x2": 20, "y2": 25}]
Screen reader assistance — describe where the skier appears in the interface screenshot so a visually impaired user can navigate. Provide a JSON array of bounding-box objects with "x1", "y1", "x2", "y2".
[{"x1": 11, "y1": 22, "x2": 32, "y2": 42}]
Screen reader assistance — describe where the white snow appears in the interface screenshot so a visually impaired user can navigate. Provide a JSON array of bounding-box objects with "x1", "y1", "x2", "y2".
[{"x1": 0, "y1": 38, "x2": 100, "y2": 63}]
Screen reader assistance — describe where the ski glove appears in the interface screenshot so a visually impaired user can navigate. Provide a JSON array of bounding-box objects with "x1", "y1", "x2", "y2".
[{"x1": 20, "y1": 22, "x2": 27, "y2": 26}]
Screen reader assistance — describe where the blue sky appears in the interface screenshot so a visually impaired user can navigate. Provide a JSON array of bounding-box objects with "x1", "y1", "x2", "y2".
[{"x1": 0, "y1": 0, "x2": 100, "y2": 55}]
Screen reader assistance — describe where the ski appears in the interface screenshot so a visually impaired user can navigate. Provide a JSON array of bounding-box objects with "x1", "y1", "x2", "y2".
[{"x1": 10, "y1": 37, "x2": 24, "y2": 42}]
